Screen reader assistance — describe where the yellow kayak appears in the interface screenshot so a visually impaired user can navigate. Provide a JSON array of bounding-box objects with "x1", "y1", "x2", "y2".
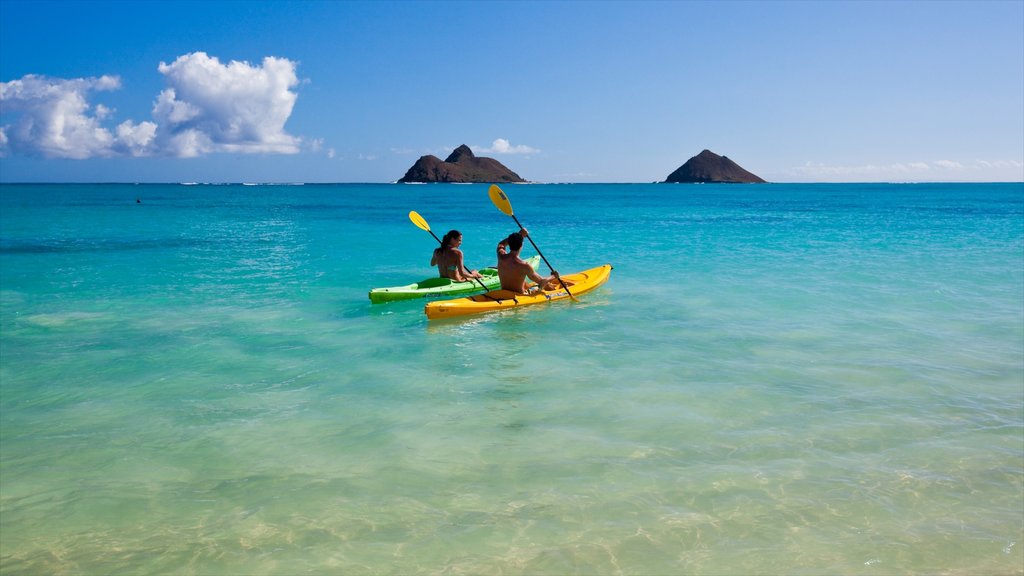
[{"x1": 424, "y1": 264, "x2": 612, "y2": 320}]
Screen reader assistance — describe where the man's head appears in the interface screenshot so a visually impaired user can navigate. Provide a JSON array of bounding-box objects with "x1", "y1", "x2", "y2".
[{"x1": 506, "y1": 232, "x2": 524, "y2": 251}]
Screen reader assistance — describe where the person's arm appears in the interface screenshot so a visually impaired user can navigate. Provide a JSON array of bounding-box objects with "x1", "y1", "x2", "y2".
[
  {"x1": 430, "y1": 248, "x2": 439, "y2": 267},
  {"x1": 456, "y1": 250, "x2": 482, "y2": 279},
  {"x1": 452, "y1": 249, "x2": 472, "y2": 282},
  {"x1": 526, "y1": 266, "x2": 558, "y2": 291},
  {"x1": 497, "y1": 238, "x2": 509, "y2": 257}
]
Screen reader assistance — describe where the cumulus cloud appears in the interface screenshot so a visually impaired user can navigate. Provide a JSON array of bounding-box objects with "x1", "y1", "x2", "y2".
[
  {"x1": 115, "y1": 120, "x2": 159, "y2": 157},
  {"x1": 0, "y1": 52, "x2": 302, "y2": 159},
  {"x1": 153, "y1": 52, "x2": 300, "y2": 156},
  {"x1": 476, "y1": 138, "x2": 539, "y2": 155},
  {"x1": 0, "y1": 74, "x2": 155, "y2": 158}
]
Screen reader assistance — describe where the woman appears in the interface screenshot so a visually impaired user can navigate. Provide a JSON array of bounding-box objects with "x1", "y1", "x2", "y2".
[{"x1": 431, "y1": 230, "x2": 482, "y2": 283}]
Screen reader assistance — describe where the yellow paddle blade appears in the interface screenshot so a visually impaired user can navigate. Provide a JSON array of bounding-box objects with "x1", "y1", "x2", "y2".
[
  {"x1": 488, "y1": 184, "x2": 514, "y2": 216},
  {"x1": 408, "y1": 210, "x2": 430, "y2": 232}
]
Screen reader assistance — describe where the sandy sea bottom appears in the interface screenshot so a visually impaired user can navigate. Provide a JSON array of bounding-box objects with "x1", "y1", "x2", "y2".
[{"x1": 1, "y1": 183, "x2": 1022, "y2": 574}]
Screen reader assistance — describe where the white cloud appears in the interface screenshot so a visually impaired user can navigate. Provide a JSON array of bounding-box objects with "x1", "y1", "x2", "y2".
[
  {"x1": 157, "y1": 129, "x2": 202, "y2": 158},
  {"x1": 152, "y1": 88, "x2": 201, "y2": 125},
  {"x1": 476, "y1": 138, "x2": 539, "y2": 155},
  {"x1": 153, "y1": 52, "x2": 301, "y2": 156},
  {"x1": 786, "y1": 159, "x2": 1024, "y2": 181},
  {"x1": 308, "y1": 138, "x2": 336, "y2": 159},
  {"x1": 0, "y1": 52, "x2": 302, "y2": 159},
  {"x1": 0, "y1": 74, "x2": 138, "y2": 158},
  {"x1": 976, "y1": 159, "x2": 1024, "y2": 169},
  {"x1": 789, "y1": 161, "x2": 929, "y2": 179},
  {"x1": 114, "y1": 120, "x2": 158, "y2": 157}
]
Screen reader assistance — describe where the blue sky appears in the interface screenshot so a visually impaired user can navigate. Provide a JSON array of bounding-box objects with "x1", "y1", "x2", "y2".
[{"x1": 1, "y1": 0, "x2": 1022, "y2": 183}]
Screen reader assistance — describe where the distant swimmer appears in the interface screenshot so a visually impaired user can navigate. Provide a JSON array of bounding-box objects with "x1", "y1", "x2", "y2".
[{"x1": 136, "y1": 198, "x2": 141, "y2": 204}]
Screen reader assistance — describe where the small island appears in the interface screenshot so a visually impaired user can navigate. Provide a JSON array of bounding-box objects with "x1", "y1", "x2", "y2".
[
  {"x1": 398, "y1": 145, "x2": 526, "y2": 183},
  {"x1": 664, "y1": 150, "x2": 766, "y2": 183}
]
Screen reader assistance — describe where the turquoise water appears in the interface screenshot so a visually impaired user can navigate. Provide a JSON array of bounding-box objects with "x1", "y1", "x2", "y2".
[{"x1": 1, "y1": 182, "x2": 1022, "y2": 575}]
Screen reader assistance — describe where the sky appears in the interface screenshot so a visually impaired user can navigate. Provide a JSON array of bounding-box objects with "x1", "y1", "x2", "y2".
[{"x1": 0, "y1": 0, "x2": 1022, "y2": 183}]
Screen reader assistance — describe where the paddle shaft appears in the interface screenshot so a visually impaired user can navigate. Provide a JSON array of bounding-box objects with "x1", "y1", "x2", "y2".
[{"x1": 508, "y1": 213, "x2": 575, "y2": 299}]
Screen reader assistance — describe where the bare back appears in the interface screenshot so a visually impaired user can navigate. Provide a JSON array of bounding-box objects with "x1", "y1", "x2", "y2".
[
  {"x1": 433, "y1": 247, "x2": 468, "y2": 281},
  {"x1": 497, "y1": 252, "x2": 545, "y2": 293}
]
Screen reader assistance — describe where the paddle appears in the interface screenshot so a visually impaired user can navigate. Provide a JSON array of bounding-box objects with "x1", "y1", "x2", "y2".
[
  {"x1": 487, "y1": 184, "x2": 576, "y2": 300},
  {"x1": 408, "y1": 210, "x2": 495, "y2": 295}
]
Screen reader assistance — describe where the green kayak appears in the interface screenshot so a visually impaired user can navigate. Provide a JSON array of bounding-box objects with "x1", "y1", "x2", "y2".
[{"x1": 369, "y1": 256, "x2": 540, "y2": 304}]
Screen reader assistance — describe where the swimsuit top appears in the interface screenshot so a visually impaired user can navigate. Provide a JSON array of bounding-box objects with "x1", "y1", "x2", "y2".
[{"x1": 436, "y1": 248, "x2": 459, "y2": 275}]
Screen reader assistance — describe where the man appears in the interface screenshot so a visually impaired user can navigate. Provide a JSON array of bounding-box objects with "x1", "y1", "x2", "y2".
[{"x1": 496, "y1": 228, "x2": 561, "y2": 294}]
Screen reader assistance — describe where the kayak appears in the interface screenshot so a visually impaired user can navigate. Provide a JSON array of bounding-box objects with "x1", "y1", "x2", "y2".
[
  {"x1": 424, "y1": 264, "x2": 612, "y2": 320},
  {"x1": 368, "y1": 256, "x2": 540, "y2": 304}
]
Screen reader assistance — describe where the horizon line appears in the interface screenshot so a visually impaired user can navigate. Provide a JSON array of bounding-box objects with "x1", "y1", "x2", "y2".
[{"x1": 2, "y1": 180, "x2": 1023, "y2": 186}]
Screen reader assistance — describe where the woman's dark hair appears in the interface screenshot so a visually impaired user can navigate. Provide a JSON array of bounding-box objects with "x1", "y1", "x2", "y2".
[{"x1": 441, "y1": 230, "x2": 461, "y2": 250}]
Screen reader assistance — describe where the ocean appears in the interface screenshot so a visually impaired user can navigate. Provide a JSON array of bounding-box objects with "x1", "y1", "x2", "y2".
[{"x1": 1, "y1": 182, "x2": 1022, "y2": 575}]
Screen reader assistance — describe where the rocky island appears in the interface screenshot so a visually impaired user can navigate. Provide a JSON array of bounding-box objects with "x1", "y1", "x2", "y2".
[
  {"x1": 664, "y1": 150, "x2": 766, "y2": 183},
  {"x1": 398, "y1": 145, "x2": 526, "y2": 183}
]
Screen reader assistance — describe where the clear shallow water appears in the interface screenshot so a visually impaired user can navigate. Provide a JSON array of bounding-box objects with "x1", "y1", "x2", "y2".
[{"x1": 1, "y1": 182, "x2": 1022, "y2": 575}]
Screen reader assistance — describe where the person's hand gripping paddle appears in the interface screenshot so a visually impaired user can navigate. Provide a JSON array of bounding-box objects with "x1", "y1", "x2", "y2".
[
  {"x1": 487, "y1": 185, "x2": 576, "y2": 300},
  {"x1": 408, "y1": 211, "x2": 495, "y2": 296}
]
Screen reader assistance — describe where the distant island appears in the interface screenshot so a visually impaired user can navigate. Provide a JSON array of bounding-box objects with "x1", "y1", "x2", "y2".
[
  {"x1": 398, "y1": 145, "x2": 526, "y2": 183},
  {"x1": 664, "y1": 150, "x2": 766, "y2": 183},
  {"x1": 395, "y1": 145, "x2": 765, "y2": 184}
]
